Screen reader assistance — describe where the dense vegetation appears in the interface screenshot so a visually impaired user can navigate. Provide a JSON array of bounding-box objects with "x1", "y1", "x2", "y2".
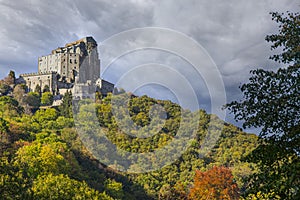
[
  {"x1": 0, "y1": 69, "x2": 257, "y2": 199},
  {"x1": 226, "y1": 11, "x2": 299, "y2": 199},
  {"x1": 0, "y1": 81, "x2": 258, "y2": 199},
  {"x1": 0, "y1": 11, "x2": 298, "y2": 200}
]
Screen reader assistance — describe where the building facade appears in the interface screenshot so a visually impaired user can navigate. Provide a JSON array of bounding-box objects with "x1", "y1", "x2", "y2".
[{"x1": 18, "y1": 37, "x2": 114, "y2": 98}]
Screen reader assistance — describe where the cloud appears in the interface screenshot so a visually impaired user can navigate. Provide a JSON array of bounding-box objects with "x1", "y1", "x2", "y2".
[
  {"x1": 0, "y1": 0, "x2": 154, "y2": 76},
  {"x1": 0, "y1": 0, "x2": 298, "y2": 131},
  {"x1": 149, "y1": 0, "x2": 298, "y2": 115}
]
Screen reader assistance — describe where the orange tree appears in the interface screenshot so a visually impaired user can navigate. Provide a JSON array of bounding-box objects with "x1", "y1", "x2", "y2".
[{"x1": 189, "y1": 166, "x2": 239, "y2": 200}]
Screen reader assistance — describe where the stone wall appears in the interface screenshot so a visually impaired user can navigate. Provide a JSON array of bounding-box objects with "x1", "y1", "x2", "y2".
[
  {"x1": 72, "y1": 83, "x2": 96, "y2": 100},
  {"x1": 38, "y1": 36, "x2": 99, "y2": 84},
  {"x1": 78, "y1": 48, "x2": 100, "y2": 84},
  {"x1": 20, "y1": 72, "x2": 58, "y2": 94},
  {"x1": 38, "y1": 53, "x2": 61, "y2": 74},
  {"x1": 96, "y1": 79, "x2": 114, "y2": 96}
]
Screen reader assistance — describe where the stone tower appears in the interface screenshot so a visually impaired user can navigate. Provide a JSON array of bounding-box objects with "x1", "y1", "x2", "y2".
[{"x1": 38, "y1": 37, "x2": 100, "y2": 84}]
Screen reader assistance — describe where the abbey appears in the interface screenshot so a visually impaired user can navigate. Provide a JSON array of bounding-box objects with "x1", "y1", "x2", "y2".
[{"x1": 17, "y1": 37, "x2": 114, "y2": 98}]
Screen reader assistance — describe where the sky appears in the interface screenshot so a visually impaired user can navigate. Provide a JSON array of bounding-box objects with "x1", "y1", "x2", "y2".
[{"x1": 0, "y1": 0, "x2": 299, "y2": 133}]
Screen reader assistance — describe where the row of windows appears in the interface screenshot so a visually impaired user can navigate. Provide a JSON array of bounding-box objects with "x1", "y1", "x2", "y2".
[
  {"x1": 27, "y1": 76, "x2": 51, "y2": 81},
  {"x1": 62, "y1": 66, "x2": 77, "y2": 69},
  {"x1": 39, "y1": 60, "x2": 79, "y2": 66},
  {"x1": 69, "y1": 59, "x2": 78, "y2": 64},
  {"x1": 39, "y1": 55, "x2": 78, "y2": 64}
]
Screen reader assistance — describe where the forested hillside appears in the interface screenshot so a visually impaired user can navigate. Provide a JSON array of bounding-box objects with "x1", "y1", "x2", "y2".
[{"x1": 0, "y1": 84, "x2": 258, "y2": 199}]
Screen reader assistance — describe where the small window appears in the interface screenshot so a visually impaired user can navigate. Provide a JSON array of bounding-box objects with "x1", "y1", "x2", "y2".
[{"x1": 70, "y1": 59, "x2": 72, "y2": 64}]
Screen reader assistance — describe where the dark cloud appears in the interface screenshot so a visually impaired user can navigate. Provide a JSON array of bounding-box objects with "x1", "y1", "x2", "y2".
[
  {"x1": 0, "y1": 0, "x2": 154, "y2": 76},
  {"x1": 0, "y1": 0, "x2": 298, "y2": 132}
]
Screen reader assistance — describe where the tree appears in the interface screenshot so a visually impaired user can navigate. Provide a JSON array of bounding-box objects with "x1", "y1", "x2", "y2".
[
  {"x1": 0, "y1": 96, "x2": 23, "y2": 118},
  {"x1": 34, "y1": 84, "x2": 41, "y2": 95},
  {"x1": 266, "y1": 12, "x2": 300, "y2": 64},
  {"x1": 0, "y1": 118, "x2": 8, "y2": 135},
  {"x1": 13, "y1": 133, "x2": 72, "y2": 180},
  {"x1": 105, "y1": 179, "x2": 124, "y2": 200},
  {"x1": 242, "y1": 191, "x2": 280, "y2": 200},
  {"x1": 32, "y1": 108, "x2": 59, "y2": 124},
  {"x1": 0, "y1": 156, "x2": 32, "y2": 199},
  {"x1": 0, "y1": 81, "x2": 11, "y2": 96},
  {"x1": 41, "y1": 92, "x2": 54, "y2": 106},
  {"x1": 7, "y1": 70, "x2": 16, "y2": 85},
  {"x1": 8, "y1": 70, "x2": 15, "y2": 80},
  {"x1": 0, "y1": 118, "x2": 9, "y2": 154},
  {"x1": 59, "y1": 91, "x2": 73, "y2": 118},
  {"x1": 32, "y1": 173, "x2": 113, "y2": 200},
  {"x1": 226, "y1": 12, "x2": 299, "y2": 199},
  {"x1": 158, "y1": 183, "x2": 187, "y2": 200},
  {"x1": 188, "y1": 166, "x2": 239, "y2": 200},
  {"x1": 43, "y1": 85, "x2": 50, "y2": 93},
  {"x1": 25, "y1": 92, "x2": 40, "y2": 108},
  {"x1": 13, "y1": 84, "x2": 27, "y2": 105},
  {"x1": 2, "y1": 70, "x2": 15, "y2": 85}
]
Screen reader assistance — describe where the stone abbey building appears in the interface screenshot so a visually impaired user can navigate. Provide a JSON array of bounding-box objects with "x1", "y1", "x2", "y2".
[{"x1": 17, "y1": 37, "x2": 114, "y2": 99}]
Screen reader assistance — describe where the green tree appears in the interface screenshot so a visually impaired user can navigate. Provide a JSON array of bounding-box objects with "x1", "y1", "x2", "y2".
[
  {"x1": 25, "y1": 92, "x2": 40, "y2": 108},
  {"x1": 0, "y1": 118, "x2": 9, "y2": 154},
  {"x1": 0, "y1": 156, "x2": 32, "y2": 199},
  {"x1": 31, "y1": 108, "x2": 59, "y2": 130},
  {"x1": 0, "y1": 96, "x2": 23, "y2": 118},
  {"x1": 158, "y1": 183, "x2": 187, "y2": 200},
  {"x1": 43, "y1": 85, "x2": 50, "y2": 93},
  {"x1": 59, "y1": 91, "x2": 73, "y2": 118},
  {"x1": 32, "y1": 173, "x2": 113, "y2": 200},
  {"x1": 105, "y1": 179, "x2": 124, "y2": 200},
  {"x1": 226, "y1": 11, "x2": 299, "y2": 199},
  {"x1": 34, "y1": 84, "x2": 41, "y2": 95},
  {"x1": 7, "y1": 70, "x2": 16, "y2": 84},
  {"x1": 41, "y1": 92, "x2": 54, "y2": 106},
  {"x1": 266, "y1": 12, "x2": 300, "y2": 64},
  {"x1": 13, "y1": 84, "x2": 27, "y2": 105},
  {"x1": 33, "y1": 108, "x2": 58, "y2": 123},
  {"x1": 0, "y1": 81, "x2": 11, "y2": 96},
  {"x1": 0, "y1": 118, "x2": 8, "y2": 135},
  {"x1": 2, "y1": 70, "x2": 15, "y2": 85},
  {"x1": 13, "y1": 133, "x2": 72, "y2": 179}
]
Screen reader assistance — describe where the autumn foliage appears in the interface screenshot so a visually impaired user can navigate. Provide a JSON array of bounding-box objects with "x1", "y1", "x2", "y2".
[{"x1": 189, "y1": 166, "x2": 239, "y2": 200}]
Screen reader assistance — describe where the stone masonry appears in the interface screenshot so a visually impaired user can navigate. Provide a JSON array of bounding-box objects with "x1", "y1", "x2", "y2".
[{"x1": 17, "y1": 37, "x2": 114, "y2": 98}]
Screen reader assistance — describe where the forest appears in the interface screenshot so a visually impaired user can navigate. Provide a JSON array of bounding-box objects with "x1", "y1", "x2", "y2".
[{"x1": 0, "y1": 11, "x2": 299, "y2": 200}]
